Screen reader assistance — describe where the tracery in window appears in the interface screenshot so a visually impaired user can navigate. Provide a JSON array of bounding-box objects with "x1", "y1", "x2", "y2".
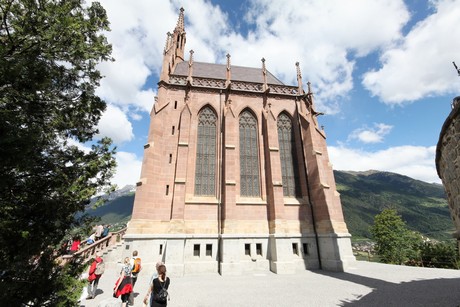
[
  {"x1": 239, "y1": 110, "x2": 260, "y2": 197},
  {"x1": 277, "y1": 113, "x2": 301, "y2": 197},
  {"x1": 194, "y1": 107, "x2": 217, "y2": 196}
]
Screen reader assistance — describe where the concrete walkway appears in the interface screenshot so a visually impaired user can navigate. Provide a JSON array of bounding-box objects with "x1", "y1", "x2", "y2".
[{"x1": 79, "y1": 261, "x2": 460, "y2": 307}]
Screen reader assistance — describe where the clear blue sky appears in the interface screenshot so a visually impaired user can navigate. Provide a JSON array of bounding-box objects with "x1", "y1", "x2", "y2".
[{"x1": 86, "y1": 0, "x2": 460, "y2": 188}]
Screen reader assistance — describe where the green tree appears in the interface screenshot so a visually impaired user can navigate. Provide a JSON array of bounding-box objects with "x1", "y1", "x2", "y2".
[
  {"x1": 420, "y1": 241, "x2": 460, "y2": 269},
  {"x1": 370, "y1": 208, "x2": 421, "y2": 264},
  {"x1": 0, "y1": 0, "x2": 116, "y2": 305}
]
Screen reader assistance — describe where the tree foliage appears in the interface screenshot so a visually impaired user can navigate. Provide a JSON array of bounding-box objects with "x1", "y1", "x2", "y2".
[
  {"x1": 370, "y1": 208, "x2": 422, "y2": 264},
  {"x1": 0, "y1": 0, "x2": 115, "y2": 305},
  {"x1": 420, "y1": 241, "x2": 459, "y2": 269}
]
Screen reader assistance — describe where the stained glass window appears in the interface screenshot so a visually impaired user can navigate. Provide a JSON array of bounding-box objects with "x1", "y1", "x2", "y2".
[
  {"x1": 239, "y1": 110, "x2": 260, "y2": 197},
  {"x1": 277, "y1": 113, "x2": 301, "y2": 197},
  {"x1": 195, "y1": 107, "x2": 217, "y2": 196}
]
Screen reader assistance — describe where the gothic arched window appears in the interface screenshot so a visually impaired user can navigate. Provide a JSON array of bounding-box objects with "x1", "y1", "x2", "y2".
[
  {"x1": 239, "y1": 110, "x2": 260, "y2": 197},
  {"x1": 194, "y1": 107, "x2": 217, "y2": 196},
  {"x1": 277, "y1": 113, "x2": 301, "y2": 197}
]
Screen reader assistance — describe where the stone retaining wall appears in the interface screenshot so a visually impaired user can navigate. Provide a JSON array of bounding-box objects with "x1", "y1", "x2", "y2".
[{"x1": 436, "y1": 96, "x2": 460, "y2": 241}]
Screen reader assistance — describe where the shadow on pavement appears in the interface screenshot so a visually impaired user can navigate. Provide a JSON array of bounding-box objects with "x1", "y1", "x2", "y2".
[{"x1": 315, "y1": 270, "x2": 460, "y2": 306}]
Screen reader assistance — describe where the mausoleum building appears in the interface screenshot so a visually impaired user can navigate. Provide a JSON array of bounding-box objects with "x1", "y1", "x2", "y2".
[{"x1": 125, "y1": 8, "x2": 354, "y2": 276}]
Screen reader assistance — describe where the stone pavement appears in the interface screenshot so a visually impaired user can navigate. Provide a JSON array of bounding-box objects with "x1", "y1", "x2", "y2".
[{"x1": 79, "y1": 261, "x2": 460, "y2": 307}]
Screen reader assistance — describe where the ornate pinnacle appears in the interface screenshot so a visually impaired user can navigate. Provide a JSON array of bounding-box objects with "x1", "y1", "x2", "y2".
[{"x1": 176, "y1": 7, "x2": 185, "y2": 32}]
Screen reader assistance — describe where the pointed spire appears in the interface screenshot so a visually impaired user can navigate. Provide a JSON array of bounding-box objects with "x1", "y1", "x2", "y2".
[
  {"x1": 261, "y1": 58, "x2": 268, "y2": 92},
  {"x1": 187, "y1": 50, "x2": 194, "y2": 84},
  {"x1": 296, "y1": 62, "x2": 304, "y2": 95},
  {"x1": 226, "y1": 53, "x2": 231, "y2": 71},
  {"x1": 226, "y1": 53, "x2": 232, "y2": 87},
  {"x1": 189, "y1": 50, "x2": 194, "y2": 66},
  {"x1": 175, "y1": 7, "x2": 185, "y2": 32},
  {"x1": 163, "y1": 32, "x2": 172, "y2": 53}
]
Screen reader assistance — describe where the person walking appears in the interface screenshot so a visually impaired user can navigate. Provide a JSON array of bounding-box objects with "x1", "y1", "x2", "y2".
[
  {"x1": 114, "y1": 257, "x2": 133, "y2": 307},
  {"x1": 86, "y1": 252, "x2": 104, "y2": 299},
  {"x1": 101, "y1": 224, "x2": 110, "y2": 238},
  {"x1": 143, "y1": 261, "x2": 164, "y2": 305},
  {"x1": 95, "y1": 224, "x2": 104, "y2": 241},
  {"x1": 144, "y1": 264, "x2": 170, "y2": 307},
  {"x1": 128, "y1": 250, "x2": 142, "y2": 305}
]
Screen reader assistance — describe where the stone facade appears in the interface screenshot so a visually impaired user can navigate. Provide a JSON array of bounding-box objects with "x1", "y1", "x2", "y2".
[
  {"x1": 124, "y1": 8, "x2": 354, "y2": 276},
  {"x1": 436, "y1": 96, "x2": 460, "y2": 247}
]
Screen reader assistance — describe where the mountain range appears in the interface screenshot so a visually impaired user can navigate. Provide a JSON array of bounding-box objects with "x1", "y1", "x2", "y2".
[{"x1": 87, "y1": 170, "x2": 453, "y2": 241}]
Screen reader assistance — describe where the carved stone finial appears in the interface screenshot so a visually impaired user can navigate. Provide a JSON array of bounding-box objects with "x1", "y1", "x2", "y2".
[
  {"x1": 261, "y1": 58, "x2": 268, "y2": 92},
  {"x1": 296, "y1": 62, "x2": 304, "y2": 94},
  {"x1": 296, "y1": 62, "x2": 301, "y2": 78},
  {"x1": 307, "y1": 81, "x2": 312, "y2": 94},
  {"x1": 164, "y1": 32, "x2": 172, "y2": 52},
  {"x1": 187, "y1": 50, "x2": 194, "y2": 84},
  {"x1": 226, "y1": 53, "x2": 231, "y2": 70},
  {"x1": 189, "y1": 50, "x2": 194, "y2": 66}
]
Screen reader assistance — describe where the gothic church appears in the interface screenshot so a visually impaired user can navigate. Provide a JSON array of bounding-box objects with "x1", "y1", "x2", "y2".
[{"x1": 125, "y1": 8, "x2": 354, "y2": 276}]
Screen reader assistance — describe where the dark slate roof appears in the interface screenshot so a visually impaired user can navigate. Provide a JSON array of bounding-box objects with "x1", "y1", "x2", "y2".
[{"x1": 172, "y1": 61, "x2": 285, "y2": 85}]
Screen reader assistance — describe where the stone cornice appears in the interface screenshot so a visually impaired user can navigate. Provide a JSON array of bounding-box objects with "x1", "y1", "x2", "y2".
[{"x1": 168, "y1": 75, "x2": 299, "y2": 97}]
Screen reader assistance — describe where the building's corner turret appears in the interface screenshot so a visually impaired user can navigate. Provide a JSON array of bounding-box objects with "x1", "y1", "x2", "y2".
[{"x1": 160, "y1": 7, "x2": 187, "y2": 82}]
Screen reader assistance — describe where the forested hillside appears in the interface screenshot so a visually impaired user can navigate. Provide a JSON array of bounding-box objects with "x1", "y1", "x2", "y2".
[{"x1": 336, "y1": 170, "x2": 451, "y2": 240}]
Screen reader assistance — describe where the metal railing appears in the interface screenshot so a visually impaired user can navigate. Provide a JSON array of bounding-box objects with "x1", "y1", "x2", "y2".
[{"x1": 59, "y1": 227, "x2": 127, "y2": 266}]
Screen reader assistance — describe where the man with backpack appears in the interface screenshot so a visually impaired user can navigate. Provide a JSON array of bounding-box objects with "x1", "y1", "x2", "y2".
[
  {"x1": 128, "y1": 250, "x2": 142, "y2": 305},
  {"x1": 86, "y1": 251, "x2": 104, "y2": 299},
  {"x1": 130, "y1": 250, "x2": 142, "y2": 287}
]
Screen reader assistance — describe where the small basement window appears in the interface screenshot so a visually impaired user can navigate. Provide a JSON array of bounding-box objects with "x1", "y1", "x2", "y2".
[
  {"x1": 244, "y1": 243, "x2": 251, "y2": 256},
  {"x1": 206, "y1": 244, "x2": 212, "y2": 256},
  {"x1": 292, "y1": 243, "x2": 299, "y2": 255},
  {"x1": 256, "y1": 243, "x2": 262, "y2": 256},
  {"x1": 194, "y1": 244, "x2": 200, "y2": 257},
  {"x1": 303, "y1": 243, "x2": 309, "y2": 255}
]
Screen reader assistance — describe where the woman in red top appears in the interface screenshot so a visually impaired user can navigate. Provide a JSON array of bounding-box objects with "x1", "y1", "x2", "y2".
[{"x1": 69, "y1": 237, "x2": 80, "y2": 254}]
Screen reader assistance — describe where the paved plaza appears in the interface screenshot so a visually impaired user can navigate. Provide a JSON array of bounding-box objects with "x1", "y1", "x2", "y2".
[{"x1": 79, "y1": 260, "x2": 460, "y2": 307}]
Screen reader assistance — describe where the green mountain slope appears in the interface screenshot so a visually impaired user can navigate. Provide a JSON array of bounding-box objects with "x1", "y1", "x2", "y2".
[
  {"x1": 86, "y1": 193, "x2": 134, "y2": 224},
  {"x1": 336, "y1": 170, "x2": 452, "y2": 240},
  {"x1": 88, "y1": 171, "x2": 453, "y2": 241}
]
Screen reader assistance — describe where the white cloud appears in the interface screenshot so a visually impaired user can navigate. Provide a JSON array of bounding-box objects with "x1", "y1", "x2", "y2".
[
  {"x1": 231, "y1": 0, "x2": 410, "y2": 113},
  {"x1": 349, "y1": 123, "x2": 393, "y2": 143},
  {"x1": 362, "y1": 0, "x2": 460, "y2": 104},
  {"x1": 111, "y1": 151, "x2": 143, "y2": 189},
  {"x1": 96, "y1": 0, "x2": 178, "y2": 111},
  {"x1": 96, "y1": 105, "x2": 134, "y2": 144},
  {"x1": 328, "y1": 145, "x2": 440, "y2": 183},
  {"x1": 96, "y1": 0, "x2": 411, "y2": 116}
]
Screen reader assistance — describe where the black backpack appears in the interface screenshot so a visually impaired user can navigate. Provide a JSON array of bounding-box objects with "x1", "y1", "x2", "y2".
[{"x1": 155, "y1": 278, "x2": 169, "y2": 303}]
